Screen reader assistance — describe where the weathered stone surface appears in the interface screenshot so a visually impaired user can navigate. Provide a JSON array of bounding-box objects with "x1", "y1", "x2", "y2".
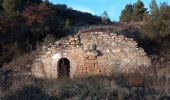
[{"x1": 32, "y1": 32, "x2": 151, "y2": 79}]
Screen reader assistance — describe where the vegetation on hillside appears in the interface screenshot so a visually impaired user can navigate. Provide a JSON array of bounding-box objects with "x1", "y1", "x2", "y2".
[
  {"x1": 140, "y1": 0, "x2": 170, "y2": 58},
  {"x1": 0, "y1": 0, "x2": 103, "y2": 67},
  {"x1": 120, "y1": 0, "x2": 170, "y2": 58}
]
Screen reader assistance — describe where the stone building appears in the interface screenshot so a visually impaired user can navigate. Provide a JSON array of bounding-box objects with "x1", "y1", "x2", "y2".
[{"x1": 32, "y1": 32, "x2": 151, "y2": 79}]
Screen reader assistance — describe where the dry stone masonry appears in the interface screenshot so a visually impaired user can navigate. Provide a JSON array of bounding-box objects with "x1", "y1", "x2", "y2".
[{"x1": 32, "y1": 32, "x2": 151, "y2": 79}]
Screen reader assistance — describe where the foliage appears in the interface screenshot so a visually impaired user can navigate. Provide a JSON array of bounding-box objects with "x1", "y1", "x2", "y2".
[
  {"x1": 51, "y1": 4, "x2": 101, "y2": 26},
  {"x1": 19, "y1": 0, "x2": 42, "y2": 10},
  {"x1": 65, "y1": 18, "x2": 72, "y2": 29},
  {"x1": 150, "y1": 0, "x2": 159, "y2": 17},
  {"x1": 22, "y1": 3, "x2": 54, "y2": 46},
  {"x1": 0, "y1": 0, "x2": 3, "y2": 9},
  {"x1": 120, "y1": 4, "x2": 134, "y2": 22},
  {"x1": 101, "y1": 11, "x2": 110, "y2": 24},
  {"x1": 22, "y1": 3, "x2": 51, "y2": 25},
  {"x1": 119, "y1": 0, "x2": 147, "y2": 22},
  {"x1": 159, "y1": 3, "x2": 170, "y2": 37},
  {"x1": 133, "y1": 0, "x2": 147, "y2": 21},
  {"x1": 141, "y1": 2, "x2": 170, "y2": 39},
  {"x1": 24, "y1": 0, "x2": 42, "y2": 4},
  {"x1": 2, "y1": 0, "x2": 20, "y2": 19},
  {"x1": 0, "y1": 2, "x2": 102, "y2": 67},
  {"x1": 141, "y1": 1, "x2": 170, "y2": 57},
  {"x1": 20, "y1": 0, "x2": 42, "y2": 5}
]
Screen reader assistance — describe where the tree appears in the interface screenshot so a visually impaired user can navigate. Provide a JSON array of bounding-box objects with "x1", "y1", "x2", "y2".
[
  {"x1": 22, "y1": 3, "x2": 51, "y2": 25},
  {"x1": 159, "y1": 2, "x2": 170, "y2": 37},
  {"x1": 2, "y1": 0, "x2": 20, "y2": 18},
  {"x1": 43, "y1": 0, "x2": 49, "y2": 4},
  {"x1": 19, "y1": 0, "x2": 42, "y2": 10},
  {"x1": 120, "y1": 4, "x2": 134, "y2": 22},
  {"x1": 21, "y1": 0, "x2": 42, "y2": 4},
  {"x1": 0, "y1": 0, "x2": 3, "y2": 9},
  {"x1": 150, "y1": 0, "x2": 159, "y2": 17},
  {"x1": 22, "y1": 3, "x2": 52, "y2": 43},
  {"x1": 65, "y1": 18, "x2": 71, "y2": 29},
  {"x1": 133, "y1": 0, "x2": 147, "y2": 21},
  {"x1": 29, "y1": 0, "x2": 42, "y2": 4},
  {"x1": 141, "y1": 2, "x2": 170, "y2": 38},
  {"x1": 141, "y1": 2, "x2": 170, "y2": 57},
  {"x1": 101, "y1": 11, "x2": 109, "y2": 24}
]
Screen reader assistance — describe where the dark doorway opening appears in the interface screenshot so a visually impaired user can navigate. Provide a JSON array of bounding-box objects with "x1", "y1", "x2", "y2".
[{"x1": 57, "y1": 58, "x2": 70, "y2": 79}]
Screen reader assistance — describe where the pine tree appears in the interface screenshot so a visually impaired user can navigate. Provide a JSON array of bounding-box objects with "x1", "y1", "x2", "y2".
[
  {"x1": 43, "y1": 0, "x2": 49, "y2": 4},
  {"x1": 19, "y1": 0, "x2": 42, "y2": 10},
  {"x1": 65, "y1": 19, "x2": 71, "y2": 29},
  {"x1": 3, "y1": 0, "x2": 20, "y2": 18},
  {"x1": 30, "y1": 0, "x2": 42, "y2": 4},
  {"x1": 101, "y1": 11, "x2": 109, "y2": 24},
  {"x1": 21, "y1": 0, "x2": 42, "y2": 4},
  {"x1": 159, "y1": 2, "x2": 170, "y2": 37},
  {"x1": 120, "y1": 4, "x2": 134, "y2": 22},
  {"x1": 150, "y1": 0, "x2": 159, "y2": 17},
  {"x1": 133, "y1": 0, "x2": 147, "y2": 21},
  {"x1": 0, "y1": 0, "x2": 3, "y2": 9},
  {"x1": 141, "y1": 2, "x2": 170, "y2": 38}
]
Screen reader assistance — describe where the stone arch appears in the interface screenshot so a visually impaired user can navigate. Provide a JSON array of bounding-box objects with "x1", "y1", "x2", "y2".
[{"x1": 57, "y1": 58, "x2": 70, "y2": 79}]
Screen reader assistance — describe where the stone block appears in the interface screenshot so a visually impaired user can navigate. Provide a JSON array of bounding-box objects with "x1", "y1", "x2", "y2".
[
  {"x1": 86, "y1": 50, "x2": 98, "y2": 56},
  {"x1": 111, "y1": 36, "x2": 115, "y2": 41},
  {"x1": 130, "y1": 38, "x2": 134, "y2": 41},
  {"x1": 119, "y1": 35, "x2": 125, "y2": 40},
  {"x1": 112, "y1": 49, "x2": 121, "y2": 53},
  {"x1": 64, "y1": 42, "x2": 70, "y2": 45},
  {"x1": 86, "y1": 63, "x2": 95, "y2": 68},
  {"x1": 104, "y1": 41, "x2": 111, "y2": 44},
  {"x1": 40, "y1": 55, "x2": 48, "y2": 59},
  {"x1": 69, "y1": 37, "x2": 75, "y2": 42},
  {"x1": 46, "y1": 51, "x2": 52, "y2": 55},
  {"x1": 105, "y1": 49, "x2": 110, "y2": 53},
  {"x1": 87, "y1": 55, "x2": 96, "y2": 60},
  {"x1": 70, "y1": 41, "x2": 76, "y2": 45},
  {"x1": 88, "y1": 68, "x2": 99, "y2": 73},
  {"x1": 47, "y1": 48, "x2": 52, "y2": 51}
]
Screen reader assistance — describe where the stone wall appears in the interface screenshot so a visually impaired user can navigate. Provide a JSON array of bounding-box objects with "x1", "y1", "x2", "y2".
[{"x1": 32, "y1": 32, "x2": 151, "y2": 79}]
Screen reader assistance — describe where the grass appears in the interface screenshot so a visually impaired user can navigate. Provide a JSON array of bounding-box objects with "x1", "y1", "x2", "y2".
[{"x1": 0, "y1": 72, "x2": 169, "y2": 100}]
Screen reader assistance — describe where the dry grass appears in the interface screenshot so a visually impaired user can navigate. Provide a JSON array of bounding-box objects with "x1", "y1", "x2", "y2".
[
  {"x1": 0, "y1": 73, "x2": 169, "y2": 100},
  {"x1": 3, "y1": 53, "x2": 34, "y2": 72}
]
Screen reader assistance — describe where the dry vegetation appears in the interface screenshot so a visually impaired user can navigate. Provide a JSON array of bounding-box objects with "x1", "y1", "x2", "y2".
[{"x1": 0, "y1": 70, "x2": 170, "y2": 100}]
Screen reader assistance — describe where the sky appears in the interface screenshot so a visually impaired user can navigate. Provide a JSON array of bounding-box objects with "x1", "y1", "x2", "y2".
[{"x1": 49, "y1": 0, "x2": 170, "y2": 21}]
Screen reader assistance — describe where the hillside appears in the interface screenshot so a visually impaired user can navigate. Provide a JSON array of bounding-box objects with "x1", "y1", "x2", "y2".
[
  {"x1": 0, "y1": 0, "x2": 170, "y2": 99},
  {"x1": 0, "y1": 2, "x2": 104, "y2": 68}
]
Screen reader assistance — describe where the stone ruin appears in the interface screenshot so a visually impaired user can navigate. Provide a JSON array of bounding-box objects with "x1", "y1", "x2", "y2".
[{"x1": 32, "y1": 32, "x2": 151, "y2": 79}]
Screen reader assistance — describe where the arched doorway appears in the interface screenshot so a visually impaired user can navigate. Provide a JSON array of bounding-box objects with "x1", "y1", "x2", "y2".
[{"x1": 57, "y1": 58, "x2": 70, "y2": 79}]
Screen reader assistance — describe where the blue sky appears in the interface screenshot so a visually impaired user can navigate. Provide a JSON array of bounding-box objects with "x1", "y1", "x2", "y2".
[{"x1": 49, "y1": 0, "x2": 170, "y2": 21}]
